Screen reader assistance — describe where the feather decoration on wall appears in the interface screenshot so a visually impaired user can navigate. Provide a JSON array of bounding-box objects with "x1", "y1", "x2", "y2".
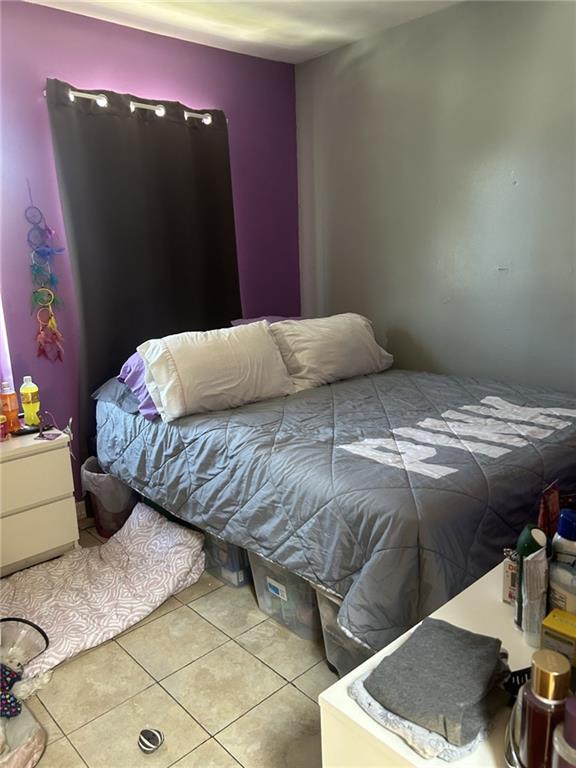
[{"x1": 25, "y1": 182, "x2": 65, "y2": 362}]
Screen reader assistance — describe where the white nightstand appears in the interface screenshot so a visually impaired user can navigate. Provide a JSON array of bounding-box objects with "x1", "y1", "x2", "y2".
[
  {"x1": 320, "y1": 563, "x2": 531, "y2": 768},
  {"x1": 0, "y1": 432, "x2": 79, "y2": 576}
]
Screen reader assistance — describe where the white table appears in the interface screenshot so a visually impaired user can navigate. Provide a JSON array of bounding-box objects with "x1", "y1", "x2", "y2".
[
  {"x1": 320, "y1": 564, "x2": 532, "y2": 767},
  {"x1": 0, "y1": 432, "x2": 78, "y2": 575}
]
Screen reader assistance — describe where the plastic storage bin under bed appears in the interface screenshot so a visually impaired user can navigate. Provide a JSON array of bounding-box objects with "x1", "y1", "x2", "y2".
[
  {"x1": 204, "y1": 533, "x2": 252, "y2": 587},
  {"x1": 315, "y1": 589, "x2": 374, "y2": 677},
  {"x1": 248, "y1": 552, "x2": 322, "y2": 641}
]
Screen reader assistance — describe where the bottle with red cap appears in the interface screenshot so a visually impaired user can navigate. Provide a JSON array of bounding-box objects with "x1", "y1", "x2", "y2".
[{"x1": 553, "y1": 696, "x2": 576, "y2": 768}]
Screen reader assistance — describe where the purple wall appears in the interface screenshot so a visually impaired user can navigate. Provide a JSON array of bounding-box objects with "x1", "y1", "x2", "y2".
[{"x1": 0, "y1": 1, "x2": 299, "y2": 490}]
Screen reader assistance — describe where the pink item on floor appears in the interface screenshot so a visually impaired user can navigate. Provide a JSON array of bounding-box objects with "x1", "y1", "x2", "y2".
[
  {"x1": 0, "y1": 704, "x2": 46, "y2": 768},
  {"x1": 0, "y1": 503, "x2": 205, "y2": 678}
]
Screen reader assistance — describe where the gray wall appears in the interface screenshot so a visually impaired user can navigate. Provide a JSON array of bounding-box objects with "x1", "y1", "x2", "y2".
[{"x1": 296, "y1": 1, "x2": 576, "y2": 393}]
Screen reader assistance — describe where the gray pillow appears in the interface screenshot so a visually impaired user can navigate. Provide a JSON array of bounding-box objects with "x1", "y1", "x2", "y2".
[{"x1": 92, "y1": 378, "x2": 140, "y2": 415}]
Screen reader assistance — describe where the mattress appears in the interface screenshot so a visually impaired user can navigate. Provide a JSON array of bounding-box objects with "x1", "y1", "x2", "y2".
[{"x1": 95, "y1": 370, "x2": 576, "y2": 650}]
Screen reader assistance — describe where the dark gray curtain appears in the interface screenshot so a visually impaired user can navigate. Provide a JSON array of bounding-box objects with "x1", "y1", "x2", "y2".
[{"x1": 46, "y1": 78, "x2": 241, "y2": 453}]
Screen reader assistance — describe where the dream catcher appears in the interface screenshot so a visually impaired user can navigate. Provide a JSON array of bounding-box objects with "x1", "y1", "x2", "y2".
[{"x1": 25, "y1": 183, "x2": 65, "y2": 362}]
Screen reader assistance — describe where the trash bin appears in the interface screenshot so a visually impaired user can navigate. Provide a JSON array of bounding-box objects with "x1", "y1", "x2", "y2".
[{"x1": 81, "y1": 457, "x2": 138, "y2": 538}]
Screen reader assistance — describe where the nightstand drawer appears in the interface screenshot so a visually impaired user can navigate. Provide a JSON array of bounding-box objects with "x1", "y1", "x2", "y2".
[
  {"x1": 1, "y1": 446, "x2": 73, "y2": 516},
  {"x1": 1, "y1": 496, "x2": 78, "y2": 567}
]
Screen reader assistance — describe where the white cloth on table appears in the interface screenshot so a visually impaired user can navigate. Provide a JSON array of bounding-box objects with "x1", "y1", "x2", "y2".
[{"x1": 348, "y1": 671, "x2": 487, "y2": 761}]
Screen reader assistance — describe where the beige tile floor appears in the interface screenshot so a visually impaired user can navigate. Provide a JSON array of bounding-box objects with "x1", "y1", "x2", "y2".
[{"x1": 34, "y1": 528, "x2": 337, "y2": 768}]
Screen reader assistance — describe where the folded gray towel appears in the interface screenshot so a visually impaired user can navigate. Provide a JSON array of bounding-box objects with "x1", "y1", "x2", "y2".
[{"x1": 363, "y1": 618, "x2": 508, "y2": 746}]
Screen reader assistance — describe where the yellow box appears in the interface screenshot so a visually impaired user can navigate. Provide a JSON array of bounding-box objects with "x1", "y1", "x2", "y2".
[{"x1": 541, "y1": 609, "x2": 576, "y2": 664}]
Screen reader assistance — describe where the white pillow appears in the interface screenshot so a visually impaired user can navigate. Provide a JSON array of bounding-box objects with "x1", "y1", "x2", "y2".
[
  {"x1": 137, "y1": 321, "x2": 293, "y2": 422},
  {"x1": 269, "y1": 313, "x2": 393, "y2": 391}
]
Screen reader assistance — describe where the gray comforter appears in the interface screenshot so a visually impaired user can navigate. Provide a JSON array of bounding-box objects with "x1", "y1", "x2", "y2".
[{"x1": 95, "y1": 370, "x2": 576, "y2": 650}]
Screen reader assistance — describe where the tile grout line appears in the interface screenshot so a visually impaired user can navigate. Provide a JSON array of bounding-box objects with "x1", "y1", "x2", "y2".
[
  {"x1": 151, "y1": 636, "x2": 308, "y2": 739},
  {"x1": 212, "y1": 679, "x2": 292, "y2": 739},
  {"x1": 185, "y1": 600, "x2": 269, "y2": 642},
  {"x1": 58, "y1": 679, "x2": 157, "y2": 741},
  {"x1": 292, "y1": 657, "x2": 334, "y2": 687},
  {"x1": 211, "y1": 682, "x2": 323, "y2": 768},
  {"x1": 117, "y1": 600, "x2": 185, "y2": 638},
  {"x1": 174, "y1": 581, "x2": 225, "y2": 605},
  {"x1": 210, "y1": 681, "x2": 324, "y2": 764},
  {"x1": 117, "y1": 594, "x2": 259, "y2": 684},
  {"x1": 229, "y1": 635, "x2": 326, "y2": 685},
  {"x1": 174, "y1": 580, "x2": 225, "y2": 601},
  {"x1": 29, "y1": 695, "x2": 64, "y2": 742},
  {"x1": 289, "y1": 679, "x2": 323, "y2": 705},
  {"x1": 110, "y1": 636, "x2": 215, "y2": 725},
  {"x1": 38, "y1": 623, "x2": 157, "y2": 734},
  {"x1": 67, "y1": 736, "x2": 90, "y2": 767},
  {"x1": 166, "y1": 738, "x2": 243, "y2": 768},
  {"x1": 114, "y1": 578, "x2": 225, "y2": 640},
  {"x1": 118, "y1": 582, "x2": 227, "y2": 640},
  {"x1": 154, "y1": 640, "x2": 261, "y2": 736},
  {"x1": 291, "y1": 658, "x2": 330, "y2": 687},
  {"x1": 47, "y1": 735, "x2": 91, "y2": 767},
  {"x1": 116, "y1": 638, "x2": 219, "y2": 743},
  {"x1": 151, "y1": 602, "x2": 302, "y2": 686},
  {"x1": 231, "y1": 621, "x2": 329, "y2": 684},
  {"x1": 199, "y1": 654, "x2": 325, "y2": 742},
  {"x1": 122, "y1": 632, "x2": 230, "y2": 685}
]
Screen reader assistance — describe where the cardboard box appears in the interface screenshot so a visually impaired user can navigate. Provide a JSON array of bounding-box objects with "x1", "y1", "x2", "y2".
[
  {"x1": 541, "y1": 609, "x2": 576, "y2": 665},
  {"x1": 502, "y1": 551, "x2": 518, "y2": 605}
]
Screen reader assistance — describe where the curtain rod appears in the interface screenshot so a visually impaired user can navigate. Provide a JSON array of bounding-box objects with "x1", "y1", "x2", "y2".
[{"x1": 42, "y1": 88, "x2": 213, "y2": 124}]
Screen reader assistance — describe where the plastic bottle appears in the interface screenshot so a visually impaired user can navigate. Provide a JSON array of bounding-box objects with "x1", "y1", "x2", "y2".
[
  {"x1": 519, "y1": 649, "x2": 571, "y2": 768},
  {"x1": 20, "y1": 376, "x2": 40, "y2": 426},
  {"x1": 0, "y1": 382, "x2": 20, "y2": 432},
  {"x1": 549, "y1": 509, "x2": 576, "y2": 614},
  {"x1": 553, "y1": 695, "x2": 576, "y2": 768}
]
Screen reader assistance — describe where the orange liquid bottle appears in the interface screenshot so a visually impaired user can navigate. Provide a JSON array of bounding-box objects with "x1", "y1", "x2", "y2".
[{"x1": 0, "y1": 381, "x2": 20, "y2": 432}]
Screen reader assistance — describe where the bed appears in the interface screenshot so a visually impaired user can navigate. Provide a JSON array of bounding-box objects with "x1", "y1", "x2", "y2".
[{"x1": 95, "y1": 368, "x2": 576, "y2": 651}]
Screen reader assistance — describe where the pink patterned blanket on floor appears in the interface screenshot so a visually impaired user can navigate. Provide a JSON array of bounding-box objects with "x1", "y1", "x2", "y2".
[{"x1": 0, "y1": 503, "x2": 205, "y2": 677}]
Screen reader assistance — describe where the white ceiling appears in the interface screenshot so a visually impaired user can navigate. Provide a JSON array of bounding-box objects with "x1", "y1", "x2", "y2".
[{"x1": 25, "y1": 0, "x2": 455, "y2": 63}]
